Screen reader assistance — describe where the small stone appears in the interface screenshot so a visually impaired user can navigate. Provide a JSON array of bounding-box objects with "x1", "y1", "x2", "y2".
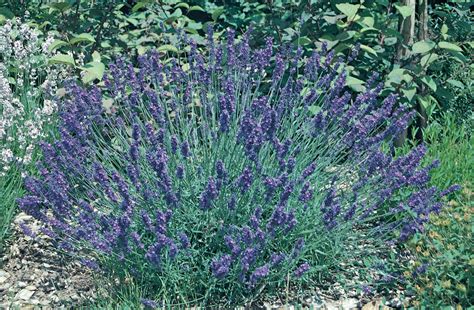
[
  {"x1": 25, "y1": 285, "x2": 37, "y2": 291},
  {"x1": 18, "y1": 281, "x2": 28, "y2": 288},
  {"x1": 15, "y1": 288, "x2": 35, "y2": 300}
]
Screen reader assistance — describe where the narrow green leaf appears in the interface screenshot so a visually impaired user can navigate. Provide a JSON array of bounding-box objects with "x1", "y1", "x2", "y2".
[{"x1": 360, "y1": 44, "x2": 377, "y2": 56}]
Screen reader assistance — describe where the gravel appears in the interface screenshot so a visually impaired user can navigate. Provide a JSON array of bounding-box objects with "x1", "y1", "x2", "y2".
[{"x1": 0, "y1": 212, "x2": 97, "y2": 309}]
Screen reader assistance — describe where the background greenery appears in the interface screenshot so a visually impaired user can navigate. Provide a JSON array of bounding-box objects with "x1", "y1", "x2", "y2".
[{"x1": 0, "y1": 0, "x2": 472, "y2": 307}]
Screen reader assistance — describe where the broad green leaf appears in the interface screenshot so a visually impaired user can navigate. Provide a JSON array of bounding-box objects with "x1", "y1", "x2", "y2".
[
  {"x1": 386, "y1": 68, "x2": 412, "y2": 85},
  {"x1": 418, "y1": 95, "x2": 434, "y2": 111},
  {"x1": 346, "y1": 76, "x2": 366, "y2": 92},
  {"x1": 412, "y1": 40, "x2": 435, "y2": 54},
  {"x1": 81, "y1": 61, "x2": 105, "y2": 84},
  {"x1": 296, "y1": 36, "x2": 312, "y2": 46},
  {"x1": 47, "y1": 40, "x2": 68, "y2": 52},
  {"x1": 401, "y1": 86, "x2": 417, "y2": 102},
  {"x1": 421, "y1": 76, "x2": 437, "y2": 92},
  {"x1": 132, "y1": 2, "x2": 148, "y2": 12},
  {"x1": 157, "y1": 44, "x2": 179, "y2": 53},
  {"x1": 449, "y1": 51, "x2": 468, "y2": 63},
  {"x1": 186, "y1": 21, "x2": 203, "y2": 30},
  {"x1": 92, "y1": 51, "x2": 101, "y2": 62},
  {"x1": 318, "y1": 38, "x2": 339, "y2": 50},
  {"x1": 441, "y1": 24, "x2": 448, "y2": 35},
  {"x1": 420, "y1": 53, "x2": 439, "y2": 67},
  {"x1": 394, "y1": 4, "x2": 414, "y2": 18},
  {"x1": 359, "y1": 16, "x2": 374, "y2": 27},
  {"x1": 49, "y1": 54, "x2": 75, "y2": 66},
  {"x1": 446, "y1": 79, "x2": 464, "y2": 89},
  {"x1": 438, "y1": 41, "x2": 463, "y2": 52},
  {"x1": 102, "y1": 98, "x2": 114, "y2": 111},
  {"x1": 70, "y1": 33, "x2": 95, "y2": 45},
  {"x1": 175, "y1": 2, "x2": 189, "y2": 10},
  {"x1": 171, "y1": 8, "x2": 182, "y2": 17},
  {"x1": 335, "y1": 3, "x2": 360, "y2": 20},
  {"x1": 322, "y1": 15, "x2": 340, "y2": 24},
  {"x1": 336, "y1": 31, "x2": 356, "y2": 41},
  {"x1": 49, "y1": 2, "x2": 72, "y2": 12},
  {"x1": 137, "y1": 46, "x2": 147, "y2": 55},
  {"x1": 360, "y1": 27, "x2": 379, "y2": 33},
  {"x1": 212, "y1": 7, "x2": 225, "y2": 21},
  {"x1": 189, "y1": 5, "x2": 205, "y2": 12}
]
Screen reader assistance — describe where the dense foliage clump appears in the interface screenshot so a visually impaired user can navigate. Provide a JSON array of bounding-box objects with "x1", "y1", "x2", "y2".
[{"x1": 18, "y1": 29, "x2": 456, "y2": 306}]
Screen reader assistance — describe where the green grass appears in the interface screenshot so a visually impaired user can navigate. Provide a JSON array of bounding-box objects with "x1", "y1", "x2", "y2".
[
  {"x1": 0, "y1": 171, "x2": 22, "y2": 253},
  {"x1": 403, "y1": 114, "x2": 473, "y2": 307}
]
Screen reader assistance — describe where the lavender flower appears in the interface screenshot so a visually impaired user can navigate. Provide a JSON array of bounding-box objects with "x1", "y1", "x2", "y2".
[
  {"x1": 200, "y1": 177, "x2": 219, "y2": 209},
  {"x1": 250, "y1": 264, "x2": 269, "y2": 286},
  {"x1": 294, "y1": 262, "x2": 310, "y2": 278},
  {"x1": 211, "y1": 254, "x2": 233, "y2": 279},
  {"x1": 237, "y1": 167, "x2": 253, "y2": 193}
]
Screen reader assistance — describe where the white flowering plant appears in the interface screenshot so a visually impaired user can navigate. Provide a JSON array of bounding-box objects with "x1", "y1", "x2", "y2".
[{"x1": 0, "y1": 18, "x2": 70, "y2": 242}]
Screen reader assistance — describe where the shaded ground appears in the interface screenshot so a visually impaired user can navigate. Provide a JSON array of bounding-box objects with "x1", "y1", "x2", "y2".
[{"x1": 0, "y1": 213, "x2": 96, "y2": 309}]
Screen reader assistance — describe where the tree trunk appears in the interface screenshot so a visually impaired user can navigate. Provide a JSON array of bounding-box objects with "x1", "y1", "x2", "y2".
[
  {"x1": 396, "y1": 0, "x2": 417, "y2": 61},
  {"x1": 418, "y1": 0, "x2": 429, "y2": 41},
  {"x1": 415, "y1": 0, "x2": 429, "y2": 142},
  {"x1": 394, "y1": 0, "x2": 416, "y2": 147}
]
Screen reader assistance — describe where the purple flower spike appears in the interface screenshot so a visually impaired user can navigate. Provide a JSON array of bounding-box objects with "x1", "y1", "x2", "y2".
[
  {"x1": 211, "y1": 254, "x2": 233, "y2": 279},
  {"x1": 250, "y1": 264, "x2": 269, "y2": 286},
  {"x1": 237, "y1": 167, "x2": 253, "y2": 193},
  {"x1": 294, "y1": 262, "x2": 310, "y2": 278}
]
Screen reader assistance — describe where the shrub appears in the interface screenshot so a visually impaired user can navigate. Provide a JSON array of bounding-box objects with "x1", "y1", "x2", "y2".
[{"x1": 19, "y1": 29, "x2": 455, "y2": 306}]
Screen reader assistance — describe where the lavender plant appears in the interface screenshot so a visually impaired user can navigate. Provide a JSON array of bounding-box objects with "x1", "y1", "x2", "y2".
[{"x1": 18, "y1": 29, "x2": 455, "y2": 306}]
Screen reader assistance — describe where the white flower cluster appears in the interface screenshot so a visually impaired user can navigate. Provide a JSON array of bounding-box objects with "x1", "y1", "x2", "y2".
[{"x1": 0, "y1": 19, "x2": 70, "y2": 177}]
